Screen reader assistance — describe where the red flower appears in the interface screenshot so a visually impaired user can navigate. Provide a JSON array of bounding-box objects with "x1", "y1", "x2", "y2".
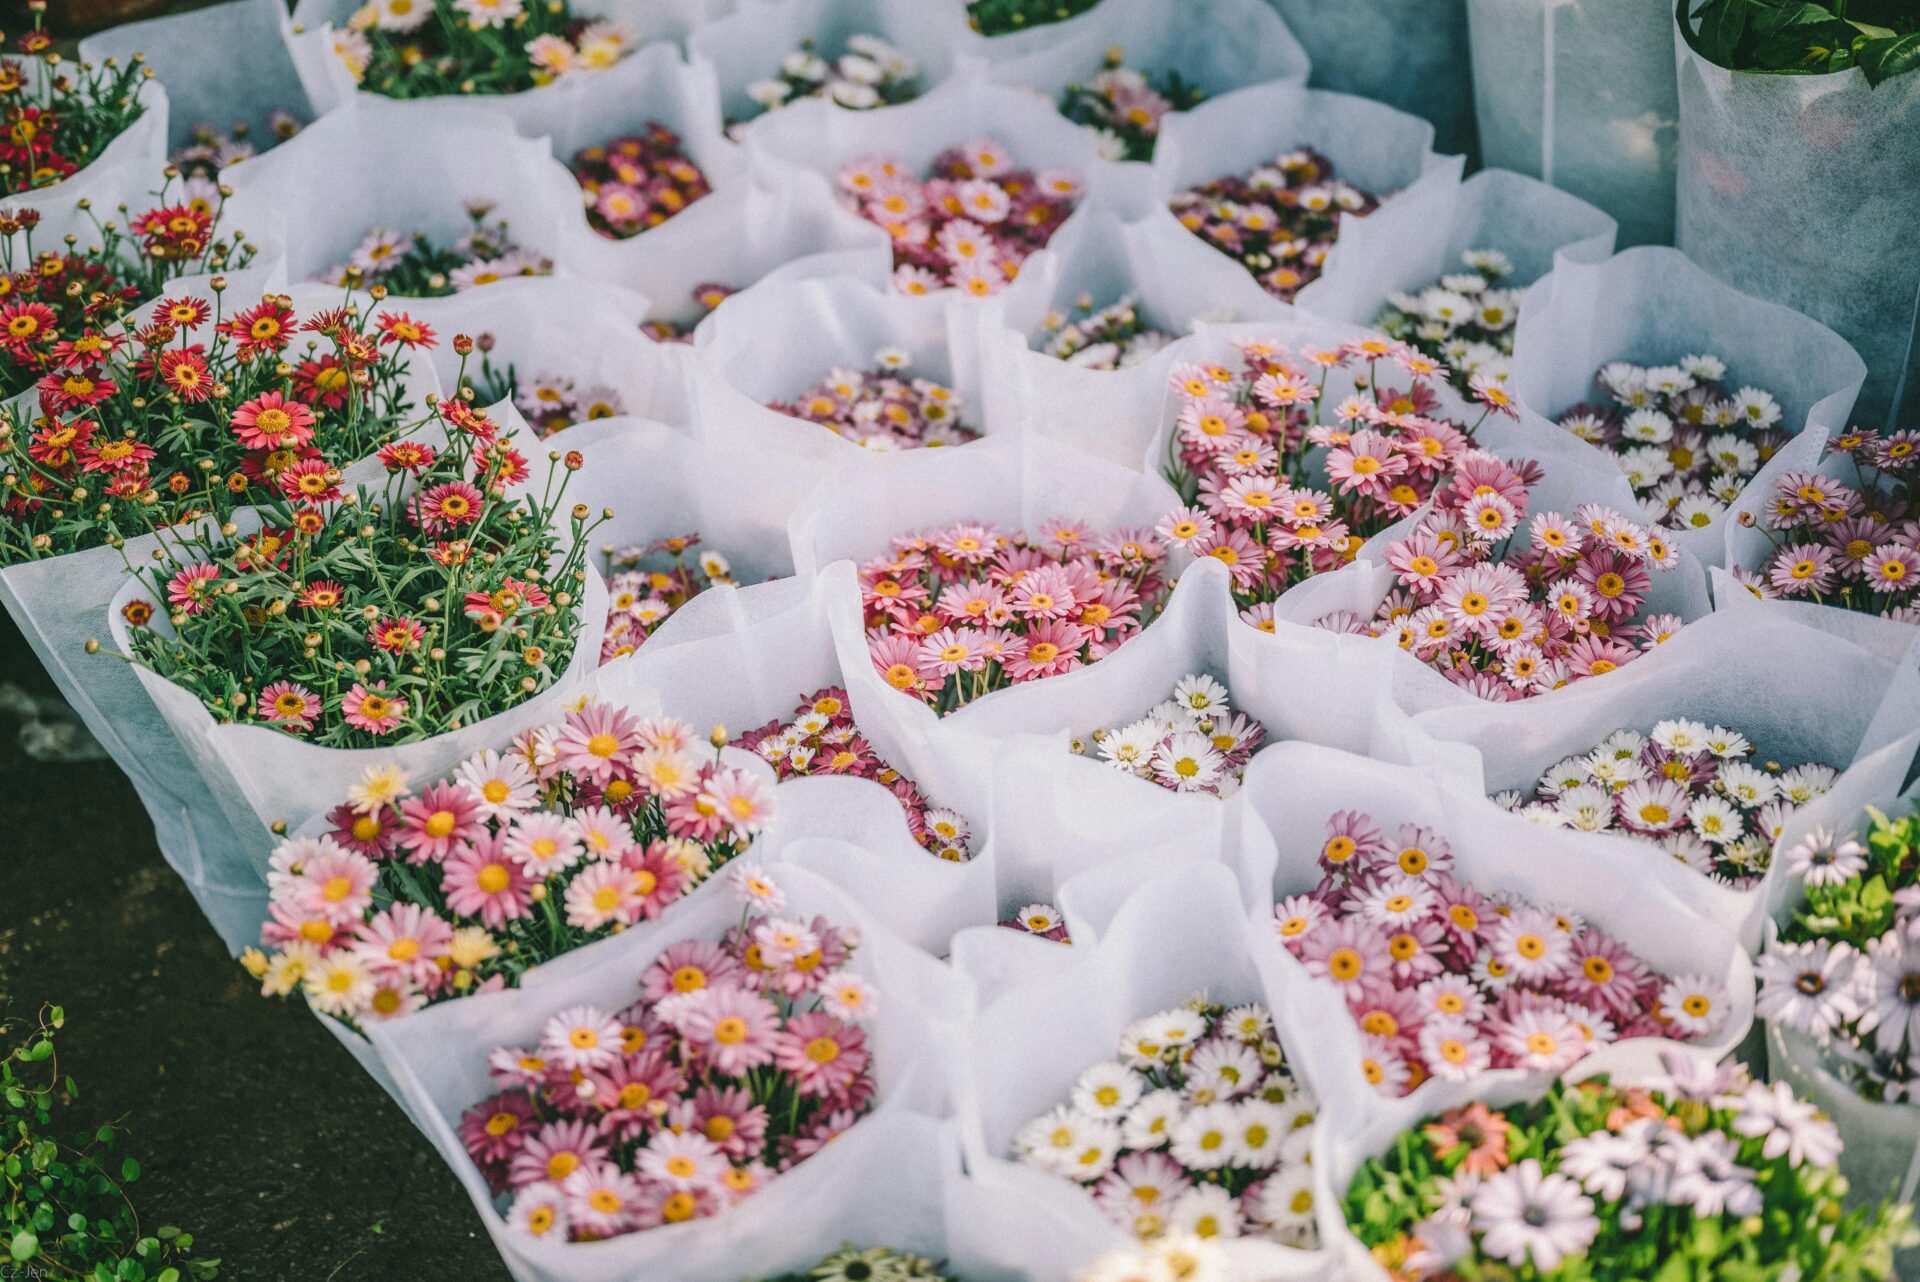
[
  {"x1": 77, "y1": 435, "x2": 155, "y2": 474},
  {"x1": 375, "y1": 311, "x2": 437, "y2": 349},
  {"x1": 220, "y1": 300, "x2": 296, "y2": 359},
  {"x1": 36, "y1": 367, "x2": 114, "y2": 413},
  {"x1": 289, "y1": 355, "x2": 356, "y2": 410},
  {"x1": 230, "y1": 390, "x2": 317, "y2": 450},
  {"x1": 413, "y1": 480, "x2": 484, "y2": 532},
  {"x1": 158, "y1": 348, "x2": 215, "y2": 402},
  {"x1": 277, "y1": 457, "x2": 342, "y2": 503},
  {"x1": 0, "y1": 300, "x2": 55, "y2": 348},
  {"x1": 157, "y1": 296, "x2": 213, "y2": 330}
]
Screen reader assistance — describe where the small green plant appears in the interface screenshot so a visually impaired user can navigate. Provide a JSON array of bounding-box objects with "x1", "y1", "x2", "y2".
[
  {"x1": 966, "y1": 0, "x2": 1103, "y2": 37},
  {"x1": 1680, "y1": 0, "x2": 1920, "y2": 85},
  {"x1": 2, "y1": 1005, "x2": 217, "y2": 1281}
]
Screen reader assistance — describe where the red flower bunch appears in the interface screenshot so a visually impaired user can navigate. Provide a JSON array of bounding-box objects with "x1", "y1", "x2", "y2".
[{"x1": 0, "y1": 32, "x2": 150, "y2": 195}]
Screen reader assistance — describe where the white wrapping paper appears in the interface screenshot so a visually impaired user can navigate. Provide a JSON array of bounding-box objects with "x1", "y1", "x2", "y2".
[
  {"x1": 282, "y1": 0, "x2": 732, "y2": 136},
  {"x1": 1228, "y1": 740, "x2": 1756, "y2": 1133},
  {"x1": 78, "y1": 0, "x2": 309, "y2": 150},
  {"x1": 1432, "y1": 166, "x2": 1618, "y2": 286},
  {"x1": 1143, "y1": 79, "x2": 1467, "y2": 325},
  {"x1": 688, "y1": 0, "x2": 967, "y2": 126},
  {"x1": 955, "y1": 859, "x2": 1338, "y2": 1280},
  {"x1": 979, "y1": 0, "x2": 1311, "y2": 213},
  {"x1": 688, "y1": 274, "x2": 1007, "y2": 463},
  {"x1": 105, "y1": 403, "x2": 611, "y2": 856},
  {"x1": 367, "y1": 863, "x2": 964, "y2": 1282},
  {"x1": 1676, "y1": 43, "x2": 1920, "y2": 428},
  {"x1": 4, "y1": 60, "x2": 169, "y2": 223},
  {"x1": 1467, "y1": 0, "x2": 1679, "y2": 247},
  {"x1": 1395, "y1": 607, "x2": 1907, "y2": 950},
  {"x1": 217, "y1": 102, "x2": 586, "y2": 295},
  {"x1": 1263, "y1": 0, "x2": 1476, "y2": 158}
]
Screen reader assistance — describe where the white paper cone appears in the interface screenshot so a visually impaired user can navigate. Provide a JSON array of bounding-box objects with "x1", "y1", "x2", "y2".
[
  {"x1": 1675, "y1": 43, "x2": 1920, "y2": 428},
  {"x1": 957, "y1": 859, "x2": 1332, "y2": 1279},
  {"x1": 367, "y1": 863, "x2": 965, "y2": 1282},
  {"x1": 688, "y1": 275, "x2": 1008, "y2": 463},
  {"x1": 1509, "y1": 245, "x2": 1868, "y2": 565},
  {"x1": 1262, "y1": 0, "x2": 1475, "y2": 158},
  {"x1": 2, "y1": 61, "x2": 168, "y2": 223},
  {"x1": 687, "y1": 0, "x2": 967, "y2": 127},
  {"x1": 1400, "y1": 608, "x2": 1909, "y2": 950},
  {"x1": 1228, "y1": 740, "x2": 1755, "y2": 1132},
  {"x1": 1143, "y1": 80, "x2": 1466, "y2": 325},
  {"x1": 1467, "y1": 0, "x2": 1678, "y2": 247},
  {"x1": 1433, "y1": 166, "x2": 1618, "y2": 285},
  {"x1": 79, "y1": 0, "x2": 310, "y2": 150}
]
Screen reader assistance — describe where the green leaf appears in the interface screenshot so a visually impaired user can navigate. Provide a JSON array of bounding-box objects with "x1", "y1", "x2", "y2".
[
  {"x1": 1858, "y1": 32, "x2": 1920, "y2": 84},
  {"x1": 9, "y1": 1230, "x2": 38, "y2": 1262},
  {"x1": 23, "y1": 1040, "x2": 52, "y2": 1063},
  {"x1": 121, "y1": 1157, "x2": 140, "y2": 1182}
]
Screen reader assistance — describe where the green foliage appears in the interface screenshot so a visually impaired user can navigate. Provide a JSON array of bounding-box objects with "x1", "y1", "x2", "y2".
[
  {"x1": 966, "y1": 0, "x2": 1103, "y2": 37},
  {"x1": 1, "y1": 1006, "x2": 218, "y2": 1280},
  {"x1": 1680, "y1": 0, "x2": 1920, "y2": 85},
  {"x1": 1784, "y1": 800, "x2": 1920, "y2": 949}
]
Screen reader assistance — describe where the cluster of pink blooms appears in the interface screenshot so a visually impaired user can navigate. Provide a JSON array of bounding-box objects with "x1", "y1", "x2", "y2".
[
  {"x1": 766, "y1": 348, "x2": 979, "y2": 450},
  {"x1": 459, "y1": 869, "x2": 878, "y2": 1243},
  {"x1": 858, "y1": 519, "x2": 1172, "y2": 715},
  {"x1": 1170, "y1": 147, "x2": 1379, "y2": 302},
  {"x1": 602, "y1": 535, "x2": 739, "y2": 662},
  {"x1": 1319, "y1": 460, "x2": 1685, "y2": 701},
  {"x1": 833, "y1": 138, "x2": 1083, "y2": 298},
  {"x1": 1555, "y1": 355, "x2": 1786, "y2": 533},
  {"x1": 1001, "y1": 902, "x2": 1070, "y2": 943},
  {"x1": 241, "y1": 700, "x2": 775, "y2": 1027},
  {"x1": 1277, "y1": 809, "x2": 1731, "y2": 1097},
  {"x1": 1156, "y1": 334, "x2": 1505, "y2": 629},
  {"x1": 572, "y1": 125, "x2": 713, "y2": 240},
  {"x1": 1735, "y1": 427, "x2": 1919, "y2": 622},
  {"x1": 739, "y1": 688, "x2": 975, "y2": 862}
]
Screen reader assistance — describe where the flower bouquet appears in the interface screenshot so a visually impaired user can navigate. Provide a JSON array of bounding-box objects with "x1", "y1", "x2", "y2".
[
  {"x1": 1056, "y1": 52, "x2": 1205, "y2": 163},
  {"x1": 1154, "y1": 331, "x2": 1507, "y2": 634},
  {"x1": 1507, "y1": 245, "x2": 1866, "y2": 556},
  {"x1": 1144, "y1": 80, "x2": 1464, "y2": 325},
  {"x1": 320, "y1": 0, "x2": 635, "y2": 101},
  {"x1": 1077, "y1": 673, "x2": 1266, "y2": 798},
  {"x1": 739, "y1": 34, "x2": 922, "y2": 120},
  {"x1": 1336, "y1": 1050, "x2": 1913, "y2": 1281},
  {"x1": 1372, "y1": 168, "x2": 1617, "y2": 398},
  {"x1": 317, "y1": 202, "x2": 554, "y2": 295},
  {"x1": 244, "y1": 698, "x2": 773, "y2": 1033},
  {"x1": 1034, "y1": 294, "x2": 1175, "y2": 372},
  {"x1": 571, "y1": 124, "x2": 712, "y2": 240},
  {"x1": 600, "y1": 535, "x2": 739, "y2": 662},
  {"x1": 0, "y1": 21, "x2": 162, "y2": 200},
  {"x1": 365, "y1": 862, "x2": 956, "y2": 1281},
  {"x1": 766, "y1": 347, "x2": 977, "y2": 451}
]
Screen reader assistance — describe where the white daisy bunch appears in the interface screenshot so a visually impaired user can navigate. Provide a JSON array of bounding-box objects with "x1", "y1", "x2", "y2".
[
  {"x1": 1012, "y1": 993, "x2": 1319, "y2": 1248},
  {"x1": 743, "y1": 34, "x2": 922, "y2": 118},
  {"x1": 1554, "y1": 352, "x2": 1789, "y2": 532},
  {"x1": 1077, "y1": 674, "x2": 1267, "y2": 798},
  {"x1": 1493, "y1": 719, "x2": 1839, "y2": 888},
  {"x1": 1037, "y1": 292, "x2": 1179, "y2": 371},
  {"x1": 1762, "y1": 800, "x2": 1920, "y2": 1102},
  {"x1": 1376, "y1": 249, "x2": 1522, "y2": 394}
]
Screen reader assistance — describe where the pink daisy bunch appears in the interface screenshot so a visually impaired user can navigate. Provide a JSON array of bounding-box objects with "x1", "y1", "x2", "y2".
[
  {"x1": 1082, "y1": 673, "x2": 1266, "y2": 798},
  {"x1": 1057, "y1": 53, "x2": 1207, "y2": 163},
  {"x1": 1732, "y1": 427, "x2": 1919, "y2": 623},
  {"x1": 601, "y1": 534, "x2": 742, "y2": 662},
  {"x1": 1012, "y1": 993, "x2": 1319, "y2": 1247},
  {"x1": 239, "y1": 699, "x2": 774, "y2": 1029},
  {"x1": 1169, "y1": 146, "x2": 1380, "y2": 302},
  {"x1": 1497, "y1": 720, "x2": 1839, "y2": 888},
  {"x1": 1275, "y1": 808, "x2": 1728, "y2": 1097},
  {"x1": 1319, "y1": 464, "x2": 1684, "y2": 700},
  {"x1": 833, "y1": 138, "x2": 1082, "y2": 298},
  {"x1": 739, "y1": 687, "x2": 975, "y2": 862},
  {"x1": 1554, "y1": 354, "x2": 1788, "y2": 533},
  {"x1": 858, "y1": 517, "x2": 1171, "y2": 715},
  {"x1": 455, "y1": 870, "x2": 876, "y2": 1244},
  {"x1": 766, "y1": 348, "x2": 978, "y2": 451},
  {"x1": 572, "y1": 124, "x2": 713, "y2": 240},
  {"x1": 1158, "y1": 333, "x2": 1500, "y2": 628}
]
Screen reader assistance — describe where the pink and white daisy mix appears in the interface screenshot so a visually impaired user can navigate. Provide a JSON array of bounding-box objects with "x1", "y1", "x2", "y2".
[
  {"x1": 1169, "y1": 147, "x2": 1380, "y2": 302},
  {"x1": 833, "y1": 139, "x2": 1082, "y2": 298},
  {"x1": 1375, "y1": 249, "x2": 1522, "y2": 395},
  {"x1": 456, "y1": 870, "x2": 876, "y2": 1243},
  {"x1": 859, "y1": 519, "x2": 1172, "y2": 715},
  {"x1": 766, "y1": 348, "x2": 978, "y2": 450},
  {"x1": 1554, "y1": 354, "x2": 1786, "y2": 533},
  {"x1": 740, "y1": 687, "x2": 975, "y2": 862},
  {"x1": 1013, "y1": 994, "x2": 1319, "y2": 1247},
  {"x1": 1001, "y1": 902, "x2": 1070, "y2": 943},
  {"x1": 1036, "y1": 293, "x2": 1177, "y2": 371},
  {"x1": 1496, "y1": 721, "x2": 1838, "y2": 887},
  {"x1": 1078, "y1": 674, "x2": 1266, "y2": 798},
  {"x1": 739, "y1": 34, "x2": 922, "y2": 122},
  {"x1": 1319, "y1": 466, "x2": 1685, "y2": 701},
  {"x1": 1159, "y1": 333, "x2": 1501, "y2": 627},
  {"x1": 239, "y1": 700, "x2": 772, "y2": 1027},
  {"x1": 1734, "y1": 427, "x2": 1920, "y2": 623},
  {"x1": 315, "y1": 203, "x2": 553, "y2": 297},
  {"x1": 601, "y1": 534, "x2": 740, "y2": 662},
  {"x1": 1276, "y1": 809, "x2": 1728, "y2": 1097}
]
